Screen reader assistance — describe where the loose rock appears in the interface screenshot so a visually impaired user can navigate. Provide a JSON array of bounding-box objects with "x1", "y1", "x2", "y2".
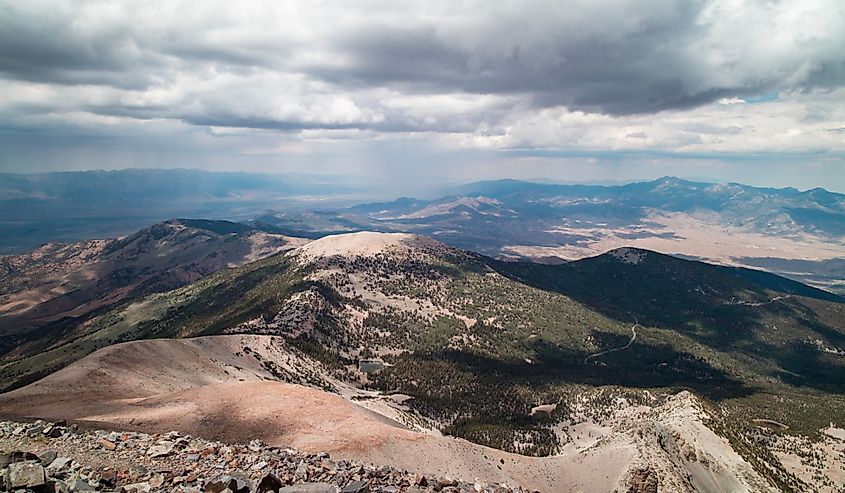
[
  {"x1": 279, "y1": 484, "x2": 338, "y2": 493},
  {"x1": 0, "y1": 420, "x2": 526, "y2": 493},
  {"x1": 7, "y1": 461, "x2": 47, "y2": 489}
]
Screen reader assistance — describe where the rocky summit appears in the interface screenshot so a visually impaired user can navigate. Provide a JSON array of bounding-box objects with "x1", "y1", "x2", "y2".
[{"x1": 0, "y1": 420, "x2": 526, "y2": 493}]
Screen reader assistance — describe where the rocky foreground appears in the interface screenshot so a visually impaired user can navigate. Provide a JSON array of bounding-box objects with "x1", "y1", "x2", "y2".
[{"x1": 0, "y1": 421, "x2": 527, "y2": 493}]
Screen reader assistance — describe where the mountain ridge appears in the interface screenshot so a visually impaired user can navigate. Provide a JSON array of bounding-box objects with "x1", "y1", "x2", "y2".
[
  {"x1": 0, "y1": 219, "x2": 306, "y2": 360},
  {"x1": 2, "y1": 229, "x2": 844, "y2": 491}
]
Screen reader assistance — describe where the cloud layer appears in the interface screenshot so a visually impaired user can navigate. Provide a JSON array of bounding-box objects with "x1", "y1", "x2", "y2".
[{"x1": 1, "y1": 0, "x2": 844, "y2": 189}]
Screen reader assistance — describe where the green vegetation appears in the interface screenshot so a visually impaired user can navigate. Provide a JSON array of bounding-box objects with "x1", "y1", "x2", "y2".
[{"x1": 3, "y1": 238, "x2": 844, "y2": 466}]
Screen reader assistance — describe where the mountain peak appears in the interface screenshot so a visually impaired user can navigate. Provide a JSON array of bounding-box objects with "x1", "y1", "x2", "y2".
[
  {"x1": 292, "y1": 231, "x2": 444, "y2": 261},
  {"x1": 606, "y1": 247, "x2": 650, "y2": 265},
  {"x1": 168, "y1": 218, "x2": 256, "y2": 235},
  {"x1": 650, "y1": 176, "x2": 693, "y2": 188}
]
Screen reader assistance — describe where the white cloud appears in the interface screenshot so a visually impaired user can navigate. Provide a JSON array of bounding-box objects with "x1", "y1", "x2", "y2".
[{"x1": 0, "y1": 0, "x2": 843, "y2": 190}]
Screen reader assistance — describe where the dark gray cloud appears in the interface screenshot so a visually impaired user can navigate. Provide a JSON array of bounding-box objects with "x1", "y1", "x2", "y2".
[
  {"x1": 3, "y1": 1, "x2": 843, "y2": 117},
  {"x1": 310, "y1": 6, "x2": 709, "y2": 114},
  {"x1": 0, "y1": 0, "x2": 843, "y2": 191},
  {"x1": 0, "y1": 5, "x2": 160, "y2": 88},
  {"x1": 312, "y1": 2, "x2": 844, "y2": 115}
]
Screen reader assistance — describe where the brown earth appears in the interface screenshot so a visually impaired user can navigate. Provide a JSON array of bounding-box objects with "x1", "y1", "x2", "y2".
[
  {"x1": 0, "y1": 220, "x2": 305, "y2": 341},
  {"x1": 0, "y1": 335, "x2": 777, "y2": 492}
]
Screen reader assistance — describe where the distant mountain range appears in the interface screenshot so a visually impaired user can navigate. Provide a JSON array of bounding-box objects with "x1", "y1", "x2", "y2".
[
  {"x1": 303, "y1": 176, "x2": 845, "y2": 241},
  {"x1": 259, "y1": 176, "x2": 845, "y2": 294},
  {"x1": 3, "y1": 170, "x2": 844, "y2": 293}
]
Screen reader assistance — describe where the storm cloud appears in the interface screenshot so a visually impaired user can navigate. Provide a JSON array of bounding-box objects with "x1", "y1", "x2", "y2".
[{"x1": 0, "y1": 0, "x2": 844, "y2": 190}]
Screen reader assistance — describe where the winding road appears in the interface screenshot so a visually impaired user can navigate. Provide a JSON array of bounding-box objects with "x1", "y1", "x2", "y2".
[
  {"x1": 723, "y1": 294, "x2": 791, "y2": 307},
  {"x1": 584, "y1": 321, "x2": 639, "y2": 365},
  {"x1": 582, "y1": 294, "x2": 792, "y2": 366}
]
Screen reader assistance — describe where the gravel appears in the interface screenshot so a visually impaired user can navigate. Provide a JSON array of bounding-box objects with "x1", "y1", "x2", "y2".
[{"x1": 0, "y1": 420, "x2": 529, "y2": 493}]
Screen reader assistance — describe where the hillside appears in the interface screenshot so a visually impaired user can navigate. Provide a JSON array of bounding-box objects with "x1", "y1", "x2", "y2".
[
  {"x1": 0, "y1": 219, "x2": 306, "y2": 365},
  {"x1": 0, "y1": 337, "x2": 777, "y2": 492},
  {"x1": 2, "y1": 231, "x2": 843, "y2": 491}
]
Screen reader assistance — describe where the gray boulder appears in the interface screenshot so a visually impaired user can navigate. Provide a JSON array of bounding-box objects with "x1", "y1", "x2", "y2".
[
  {"x1": 47, "y1": 456, "x2": 73, "y2": 471},
  {"x1": 70, "y1": 477, "x2": 96, "y2": 491},
  {"x1": 6, "y1": 461, "x2": 47, "y2": 489},
  {"x1": 257, "y1": 473, "x2": 283, "y2": 493},
  {"x1": 147, "y1": 442, "x2": 174, "y2": 457},
  {"x1": 340, "y1": 480, "x2": 369, "y2": 493},
  {"x1": 39, "y1": 450, "x2": 58, "y2": 465},
  {"x1": 119, "y1": 482, "x2": 152, "y2": 493}
]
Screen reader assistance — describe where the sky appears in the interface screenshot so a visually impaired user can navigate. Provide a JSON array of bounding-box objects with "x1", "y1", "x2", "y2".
[{"x1": 1, "y1": 0, "x2": 844, "y2": 192}]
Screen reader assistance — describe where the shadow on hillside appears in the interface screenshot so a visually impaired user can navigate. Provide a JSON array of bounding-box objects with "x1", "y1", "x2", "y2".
[
  {"x1": 489, "y1": 258, "x2": 775, "y2": 348},
  {"x1": 491, "y1": 253, "x2": 840, "y2": 329},
  {"x1": 490, "y1": 258, "x2": 845, "y2": 395},
  {"x1": 382, "y1": 336, "x2": 756, "y2": 402},
  {"x1": 766, "y1": 341, "x2": 845, "y2": 394}
]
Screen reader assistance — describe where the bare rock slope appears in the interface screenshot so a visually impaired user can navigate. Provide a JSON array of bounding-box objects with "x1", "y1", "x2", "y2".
[{"x1": 0, "y1": 339, "x2": 776, "y2": 491}]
